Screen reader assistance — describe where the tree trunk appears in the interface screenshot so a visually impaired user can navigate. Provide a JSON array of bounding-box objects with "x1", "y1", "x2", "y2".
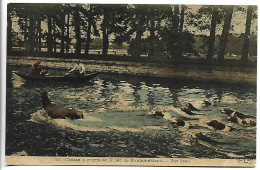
[
  {"x1": 217, "y1": 6, "x2": 234, "y2": 62},
  {"x1": 38, "y1": 19, "x2": 41, "y2": 52},
  {"x1": 148, "y1": 10, "x2": 155, "y2": 58},
  {"x1": 241, "y1": 6, "x2": 253, "y2": 61},
  {"x1": 102, "y1": 28, "x2": 109, "y2": 56},
  {"x1": 74, "y1": 9, "x2": 81, "y2": 56},
  {"x1": 32, "y1": 19, "x2": 36, "y2": 54},
  {"x1": 27, "y1": 17, "x2": 34, "y2": 55},
  {"x1": 47, "y1": 16, "x2": 53, "y2": 55},
  {"x1": 133, "y1": 27, "x2": 142, "y2": 57},
  {"x1": 179, "y1": 5, "x2": 185, "y2": 32},
  {"x1": 102, "y1": 10, "x2": 109, "y2": 56},
  {"x1": 35, "y1": 22, "x2": 38, "y2": 52},
  {"x1": 24, "y1": 19, "x2": 28, "y2": 54},
  {"x1": 60, "y1": 12, "x2": 65, "y2": 56},
  {"x1": 173, "y1": 5, "x2": 180, "y2": 32},
  {"x1": 53, "y1": 19, "x2": 57, "y2": 54},
  {"x1": 7, "y1": 8, "x2": 12, "y2": 55},
  {"x1": 206, "y1": 7, "x2": 218, "y2": 60},
  {"x1": 171, "y1": 5, "x2": 180, "y2": 59},
  {"x1": 85, "y1": 5, "x2": 92, "y2": 56},
  {"x1": 85, "y1": 22, "x2": 92, "y2": 56},
  {"x1": 66, "y1": 13, "x2": 70, "y2": 54}
]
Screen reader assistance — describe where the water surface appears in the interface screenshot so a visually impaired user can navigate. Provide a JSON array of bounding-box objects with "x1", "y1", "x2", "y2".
[{"x1": 6, "y1": 66, "x2": 256, "y2": 158}]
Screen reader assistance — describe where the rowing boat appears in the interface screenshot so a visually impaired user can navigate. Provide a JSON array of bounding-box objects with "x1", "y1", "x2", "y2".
[{"x1": 13, "y1": 71, "x2": 99, "y2": 83}]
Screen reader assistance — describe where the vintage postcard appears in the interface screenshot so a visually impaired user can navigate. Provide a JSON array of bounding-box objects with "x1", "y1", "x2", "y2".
[{"x1": 3, "y1": 1, "x2": 257, "y2": 167}]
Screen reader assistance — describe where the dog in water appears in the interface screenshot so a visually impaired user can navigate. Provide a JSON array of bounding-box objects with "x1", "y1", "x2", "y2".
[{"x1": 206, "y1": 120, "x2": 226, "y2": 131}]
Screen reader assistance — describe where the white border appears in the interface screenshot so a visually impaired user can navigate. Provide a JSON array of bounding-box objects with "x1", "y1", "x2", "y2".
[
  {"x1": 1, "y1": 1, "x2": 259, "y2": 170},
  {"x1": 0, "y1": 0, "x2": 7, "y2": 169}
]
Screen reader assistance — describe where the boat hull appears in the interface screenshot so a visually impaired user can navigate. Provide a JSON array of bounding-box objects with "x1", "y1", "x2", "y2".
[{"x1": 13, "y1": 72, "x2": 99, "y2": 83}]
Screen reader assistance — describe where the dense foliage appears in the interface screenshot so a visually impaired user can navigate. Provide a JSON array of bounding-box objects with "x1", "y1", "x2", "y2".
[{"x1": 7, "y1": 4, "x2": 257, "y2": 62}]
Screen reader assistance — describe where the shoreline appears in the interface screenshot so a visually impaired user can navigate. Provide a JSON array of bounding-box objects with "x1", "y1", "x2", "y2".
[{"x1": 7, "y1": 56, "x2": 256, "y2": 86}]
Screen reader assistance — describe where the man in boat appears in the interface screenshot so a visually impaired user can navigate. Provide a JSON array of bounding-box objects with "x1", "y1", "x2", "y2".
[
  {"x1": 67, "y1": 60, "x2": 86, "y2": 77},
  {"x1": 31, "y1": 60, "x2": 42, "y2": 76},
  {"x1": 31, "y1": 60, "x2": 48, "y2": 76}
]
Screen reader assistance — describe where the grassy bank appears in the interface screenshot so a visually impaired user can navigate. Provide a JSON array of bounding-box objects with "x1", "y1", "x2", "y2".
[
  {"x1": 7, "y1": 56, "x2": 256, "y2": 86},
  {"x1": 10, "y1": 50, "x2": 257, "y2": 67}
]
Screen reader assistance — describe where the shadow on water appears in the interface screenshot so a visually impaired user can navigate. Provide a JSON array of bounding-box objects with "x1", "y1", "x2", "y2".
[
  {"x1": 22, "y1": 80, "x2": 95, "y2": 89},
  {"x1": 6, "y1": 65, "x2": 256, "y2": 158}
]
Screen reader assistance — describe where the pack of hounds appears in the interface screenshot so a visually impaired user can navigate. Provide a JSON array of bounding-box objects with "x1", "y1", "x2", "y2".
[{"x1": 36, "y1": 88, "x2": 256, "y2": 145}]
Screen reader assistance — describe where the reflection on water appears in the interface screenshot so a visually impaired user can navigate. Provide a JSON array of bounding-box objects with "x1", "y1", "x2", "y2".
[{"x1": 6, "y1": 66, "x2": 256, "y2": 158}]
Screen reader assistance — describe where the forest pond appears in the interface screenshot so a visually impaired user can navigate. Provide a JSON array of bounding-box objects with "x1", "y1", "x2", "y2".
[{"x1": 6, "y1": 65, "x2": 256, "y2": 159}]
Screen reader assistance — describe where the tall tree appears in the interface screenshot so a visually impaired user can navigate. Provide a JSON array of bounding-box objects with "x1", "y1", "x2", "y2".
[
  {"x1": 114, "y1": 4, "x2": 181, "y2": 58},
  {"x1": 167, "y1": 5, "x2": 183, "y2": 59},
  {"x1": 53, "y1": 18, "x2": 57, "y2": 54},
  {"x1": 27, "y1": 15, "x2": 35, "y2": 55},
  {"x1": 145, "y1": 5, "x2": 169, "y2": 58},
  {"x1": 84, "y1": 5, "x2": 93, "y2": 56},
  {"x1": 60, "y1": 12, "x2": 65, "y2": 56},
  {"x1": 148, "y1": 5, "x2": 156, "y2": 57},
  {"x1": 24, "y1": 19, "x2": 29, "y2": 54},
  {"x1": 102, "y1": 6, "x2": 109, "y2": 56},
  {"x1": 81, "y1": 4, "x2": 99, "y2": 56},
  {"x1": 206, "y1": 7, "x2": 218, "y2": 60},
  {"x1": 188, "y1": 5, "x2": 225, "y2": 60},
  {"x1": 14, "y1": 4, "x2": 39, "y2": 55},
  {"x1": 127, "y1": 5, "x2": 149, "y2": 57},
  {"x1": 47, "y1": 15, "x2": 53, "y2": 55},
  {"x1": 173, "y1": 5, "x2": 180, "y2": 32},
  {"x1": 73, "y1": 5, "x2": 82, "y2": 56},
  {"x1": 217, "y1": 5, "x2": 234, "y2": 62},
  {"x1": 98, "y1": 4, "x2": 129, "y2": 56},
  {"x1": 179, "y1": 5, "x2": 185, "y2": 32},
  {"x1": 66, "y1": 13, "x2": 70, "y2": 54},
  {"x1": 160, "y1": 5, "x2": 195, "y2": 59},
  {"x1": 53, "y1": 4, "x2": 66, "y2": 56},
  {"x1": 36, "y1": 18, "x2": 42, "y2": 52},
  {"x1": 241, "y1": 6, "x2": 253, "y2": 61}
]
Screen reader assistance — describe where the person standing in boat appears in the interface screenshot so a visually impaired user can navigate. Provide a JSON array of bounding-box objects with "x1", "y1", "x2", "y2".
[
  {"x1": 68, "y1": 60, "x2": 86, "y2": 77},
  {"x1": 31, "y1": 60, "x2": 42, "y2": 76}
]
